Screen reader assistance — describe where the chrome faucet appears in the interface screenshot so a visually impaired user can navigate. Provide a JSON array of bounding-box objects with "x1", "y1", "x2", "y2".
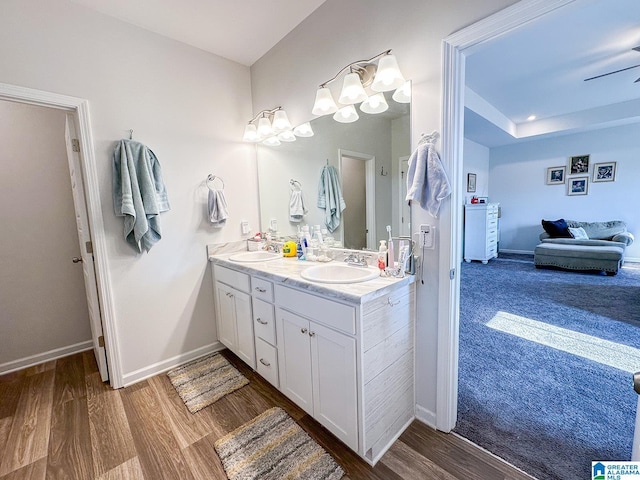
[{"x1": 344, "y1": 252, "x2": 370, "y2": 267}]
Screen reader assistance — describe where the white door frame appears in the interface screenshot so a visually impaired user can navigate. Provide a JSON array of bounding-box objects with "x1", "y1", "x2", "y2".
[
  {"x1": 438, "y1": 0, "x2": 577, "y2": 430},
  {"x1": 0, "y1": 82, "x2": 122, "y2": 388},
  {"x1": 338, "y1": 149, "x2": 376, "y2": 249}
]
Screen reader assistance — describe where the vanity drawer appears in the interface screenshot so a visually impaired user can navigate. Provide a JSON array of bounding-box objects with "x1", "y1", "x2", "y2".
[
  {"x1": 251, "y1": 276, "x2": 274, "y2": 302},
  {"x1": 275, "y1": 285, "x2": 356, "y2": 335},
  {"x1": 214, "y1": 264, "x2": 250, "y2": 293},
  {"x1": 253, "y1": 298, "x2": 276, "y2": 345},
  {"x1": 255, "y1": 337, "x2": 279, "y2": 388}
]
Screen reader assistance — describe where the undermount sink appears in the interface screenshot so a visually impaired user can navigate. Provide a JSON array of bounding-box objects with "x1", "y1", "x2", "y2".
[
  {"x1": 228, "y1": 251, "x2": 280, "y2": 262},
  {"x1": 300, "y1": 263, "x2": 379, "y2": 284}
]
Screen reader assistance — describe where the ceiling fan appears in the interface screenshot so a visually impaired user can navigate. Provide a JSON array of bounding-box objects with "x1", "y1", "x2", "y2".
[{"x1": 584, "y1": 46, "x2": 640, "y2": 83}]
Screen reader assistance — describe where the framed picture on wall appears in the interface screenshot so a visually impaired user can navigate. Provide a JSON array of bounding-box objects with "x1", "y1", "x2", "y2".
[
  {"x1": 567, "y1": 176, "x2": 588, "y2": 196},
  {"x1": 467, "y1": 173, "x2": 477, "y2": 193},
  {"x1": 569, "y1": 154, "x2": 590, "y2": 174},
  {"x1": 546, "y1": 166, "x2": 566, "y2": 184},
  {"x1": 592, "y1": 162, "x2": 616, "y2": 182}
]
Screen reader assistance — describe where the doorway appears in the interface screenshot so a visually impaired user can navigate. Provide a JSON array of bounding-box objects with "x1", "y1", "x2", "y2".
[
  {"x1": 0, "y1": 82, "x2": 116, "y2": 385},
  {"x1": 339, "y1": 149, "x2": 375, "y2": 250}
]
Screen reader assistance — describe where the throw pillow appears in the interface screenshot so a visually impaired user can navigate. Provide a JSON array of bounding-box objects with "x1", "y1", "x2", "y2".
[
  {"x1": 541, "y1": 219, "x2": 573, "y2": 238},
  {"x1": 568, "y1": 227, "x2": 589, "y2": 240}
]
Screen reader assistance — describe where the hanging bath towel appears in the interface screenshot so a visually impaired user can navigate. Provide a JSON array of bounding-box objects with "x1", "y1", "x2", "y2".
[
  {"x1": 208, "y1": 189, "x2": 229, "y2": 227},
  {"x1": 289, "y1": 189, "x2": 307, "y2": 223},
  {"x1": 113, "y1": 139, "x2": 170, "y2": 253},
  {"x1": 317, "y1": 165, "x2": 346, "y2": 233},
  {"x1": 406, "y1": 137, "x2": 451, "y2": 217}
]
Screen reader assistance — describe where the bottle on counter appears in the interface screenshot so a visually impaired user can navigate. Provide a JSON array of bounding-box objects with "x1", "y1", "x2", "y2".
[{"x1": 377, "y1": 240, "x2": 387, "y2": 274}]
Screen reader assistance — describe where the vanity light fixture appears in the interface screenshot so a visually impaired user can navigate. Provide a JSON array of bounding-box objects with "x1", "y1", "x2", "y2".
[
  {"x1": 312, "y1": 49, "x2": 405, "y2": 120},
  {"x1": 242, "y1": 106, "x2": 314, "y2": 146},
  {"x1": 392, "y1": 81, "x2": 411, "y2": 103}
]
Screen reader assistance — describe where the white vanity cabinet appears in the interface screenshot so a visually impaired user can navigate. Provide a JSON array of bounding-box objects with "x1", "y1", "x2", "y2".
[
  {"x1": 213, "y1": 265, "x2": 255, "y2": 369},
  {"x1": 209, "y1": 255, "x2": 415, "y2": 466},
  {"x1": 276, "y1": 306, "x2": 358, "y2": 451}
]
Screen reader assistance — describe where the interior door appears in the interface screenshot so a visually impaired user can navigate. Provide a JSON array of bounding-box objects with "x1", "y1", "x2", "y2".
[
  {"x1": 399, "y1": 156, "x2": 410, "y2": 237},
  {"x1": 64, "y1": 114, "x2": 108, "y2": 382}
]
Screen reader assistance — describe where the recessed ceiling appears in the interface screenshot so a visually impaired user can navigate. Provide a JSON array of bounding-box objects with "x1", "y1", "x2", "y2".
[
  {"x1": 70, "y1": 0, "x2": 328, "y2": 66},
  {"x1": 464, "y1": 0, "x2": 640, "y2": 147}
]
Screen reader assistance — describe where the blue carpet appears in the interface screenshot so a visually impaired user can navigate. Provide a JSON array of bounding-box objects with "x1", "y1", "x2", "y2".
[{"x1": 455, "y1": 255, "x2": 640, "y2": 480}]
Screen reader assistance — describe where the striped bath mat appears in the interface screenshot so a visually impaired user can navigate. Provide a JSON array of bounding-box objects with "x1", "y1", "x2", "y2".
[
  {"x1": 167, "y1": 353, "x2": 249, "y2": 413},
  {"x1": 214, "y1": 407, "x2": 344, "y2": 480}
]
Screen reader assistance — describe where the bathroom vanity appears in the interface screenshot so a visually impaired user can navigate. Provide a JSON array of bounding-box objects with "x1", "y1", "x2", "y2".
[{"x1": 208, "y1": 246, "x2": 415, "y2": 465}]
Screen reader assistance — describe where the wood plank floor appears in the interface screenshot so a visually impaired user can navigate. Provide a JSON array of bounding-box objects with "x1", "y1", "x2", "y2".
[{"x1": 0, "y1": 350, "x2": 536, "y2": 479}]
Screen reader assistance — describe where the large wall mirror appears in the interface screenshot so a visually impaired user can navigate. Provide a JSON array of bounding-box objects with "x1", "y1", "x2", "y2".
[{"x1": 257, "y1": 88, "x2": 411, "y2": 250}]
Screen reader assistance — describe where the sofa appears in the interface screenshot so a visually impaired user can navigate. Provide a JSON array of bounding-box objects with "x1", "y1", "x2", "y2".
[{"x1": 534, "y1": 219, "x2": 634, "y2": 275}]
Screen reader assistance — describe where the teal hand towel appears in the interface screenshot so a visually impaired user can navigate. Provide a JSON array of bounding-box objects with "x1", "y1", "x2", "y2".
[
  {"x1": 317, "y1": 165, "x2": 345, "y2": 233},
  {"x1": 113, "y1": 140, "x2": 170, "y2": 253}
]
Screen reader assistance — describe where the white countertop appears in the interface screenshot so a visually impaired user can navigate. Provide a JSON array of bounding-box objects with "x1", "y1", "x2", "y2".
[{"x1": 207, "y1": 245, "x2": 415, "y2": 304}]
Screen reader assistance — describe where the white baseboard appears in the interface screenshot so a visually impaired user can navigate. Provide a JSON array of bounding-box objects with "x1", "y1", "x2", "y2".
[
  {"x1": 0, "y1": 340, "x2": 93, "y2": 375},
  {"x1": 415, "y1": 404, "x2": 437, "y2": 428},
  {"x1": 498, "y1": 249, "x2": 533, "y2": 255},
  {"x1": 121, "y1": 342, "x2": 224, "y2": 387}
]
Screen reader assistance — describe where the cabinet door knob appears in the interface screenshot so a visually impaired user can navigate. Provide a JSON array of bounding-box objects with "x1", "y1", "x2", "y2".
[
  {"x1": 301, "y1": 328, "x2": 308, "y2": 334},
  {"x1": 256, "y1": 318, "x2": 268, "y2": 325},
  {"x1": 259, "y1": 358, "x2": 271, "y2": 367},
  {"x1": 255, "y1": 287, "x2": 267, "y2": 293},
  {"x1": 388, "y1": 298, "x2": 400, "y2": 307},
  {"x1": 309, "y1": 331, "x2": 316, "y2": 337}
]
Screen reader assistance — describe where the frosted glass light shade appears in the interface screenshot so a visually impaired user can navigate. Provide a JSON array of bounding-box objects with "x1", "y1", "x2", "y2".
[
  {"x1": 242, "y1": 123, "x2": 259, "y2": 142},
  {"x1": 272, "y1": 109, "x2": 292, "y2": 133},
  {"x1": 392, "y1": 81, "x2": 411, "y2": 103},
  {"x1": 360, "y1": 93, "x2": 389, "y2": 114},
  {"x1": 333, "y1": 105, "x2": 359, "y2": 123},
  {"x1": 338, "y1": 72, "x2": 368, "y2": 105},
  {"x1": 312, "y1": 87, "x2": 338, "y2": 115},
  {"x1": 371, "y1": 54, "x2": 405, "y2": 92},
  {"x1": 257, "y1": 116, "x2": 273, "y2": 138},
  {"x1": 277, "y1": 130, "x2": 296, "y2": 142},
  {"x1": 293, "y1": 122, "x2": 314, "y2": 137},
  {"x1": 262, "y1": 136, "x2": 281, "y2": 146}
]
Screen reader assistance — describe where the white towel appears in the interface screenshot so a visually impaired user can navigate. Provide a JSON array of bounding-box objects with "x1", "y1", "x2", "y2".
[
  {"x1": 208, "y1": 189, "x2": 229, "y2": 227},
  {"x1": 406, "y1": 140, "x2": 451, "y2": 218},
  {"x1": 289, "y1": 190, "x2": 307, "y2": 223}
]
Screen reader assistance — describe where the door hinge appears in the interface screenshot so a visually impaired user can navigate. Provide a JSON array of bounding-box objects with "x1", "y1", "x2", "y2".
[
  {"x1": 450, "y1": 268, "x2": 456, "y2": 280},
  {"x1": 98, "y1": 335, "x2": 105, "y2": 348},
  {"x1": 71, "y1": 138, "x2": 80, "y2": 152},
  {"x1": 85, "y1": 241, "x2": 93, "y2": 254}
]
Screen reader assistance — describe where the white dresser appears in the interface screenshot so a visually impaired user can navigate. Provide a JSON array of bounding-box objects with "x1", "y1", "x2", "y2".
[{"x1": 464, "y1": 203, "x2": 499, "y2": 264}]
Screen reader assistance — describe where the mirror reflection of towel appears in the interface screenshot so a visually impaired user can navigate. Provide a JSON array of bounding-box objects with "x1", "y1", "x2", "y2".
[
  {"x1": 289, "y1": 190, "x2": 307, "y2": 223},
  {"x1": 208, "y1": 189, "x2": 228, "y2": 227},
  {"x1": 317, "y1": 165, "x2": 345, "y2": 233}
]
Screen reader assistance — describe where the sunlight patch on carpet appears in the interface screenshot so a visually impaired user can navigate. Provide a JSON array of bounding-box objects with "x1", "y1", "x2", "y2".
[{"x1": 487, "y1": 311, "x2": 640, "y2": 373}]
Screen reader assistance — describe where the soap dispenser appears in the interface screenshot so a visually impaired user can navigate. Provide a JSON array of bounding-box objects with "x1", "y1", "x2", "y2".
[{"x1": 377, "y1": 240, "x2": 388, "y2": 274}]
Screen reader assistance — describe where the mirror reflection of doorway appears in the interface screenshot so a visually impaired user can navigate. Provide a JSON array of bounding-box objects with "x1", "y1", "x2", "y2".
[
  {"x1": 398, "y1": 155, "x2": 410, "y2": 237},
  {"x1": 340, "y1": 150, "x2": 375, "y2": 249}
]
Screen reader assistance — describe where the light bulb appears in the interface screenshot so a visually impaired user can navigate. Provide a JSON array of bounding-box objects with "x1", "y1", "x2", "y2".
[
  {"x1": 333, "y1": 105, "x2": 359, "y2": 123},
  {"x1": 360, "y1": 93, "x2": 389, "y2": 114},
  {"x1": 293, "y1": 122, "x2": 314, "y2": 137},
  {"x1": 272, "y1": 109, "x2": 292, "y2": 133},
  {"x1": 257, "y1": 116, "x2": 273, "y2": 138},
  {"x1": 312, "y1": 87, "x2": 338, "y2": 116},
  {"x1": 242, "y1": 123, "x2": 259, "y2": 142},
  {"x1": 338, "y1": 72, "x2": 368, "y2": 105},
  {"x1": 371, "y1": 53, "x2": 405, "y2": 92}
]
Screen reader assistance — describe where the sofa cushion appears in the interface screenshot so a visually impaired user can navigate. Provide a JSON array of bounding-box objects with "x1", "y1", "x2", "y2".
[
  {"x1": 535, "y1": 243, "x2": 624, "y2": 261},
  {"x1": 565, "y1": 220, "x2": 626, "y2": 240},
  {"x1": 541, "y1": 219, "x2": 572, "y2": 238},
  {"x1": 541, "y1": 238, "x2": 626, "y2": 249},
  {"x1": 568, "y1": 227, "x2": 588, "y2": 240}
]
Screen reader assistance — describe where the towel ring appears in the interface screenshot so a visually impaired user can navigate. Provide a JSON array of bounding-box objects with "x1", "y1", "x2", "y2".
[{"x1": 206, "y1": 174, "x2": 224, "y2": 191}]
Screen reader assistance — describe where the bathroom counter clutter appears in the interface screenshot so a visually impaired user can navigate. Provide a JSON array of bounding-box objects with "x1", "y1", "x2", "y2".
[
  {"x1": 207, "y1": 247, "x2": 414, "y2": 303},
  {"x1": 206, "y1": 242, "x2": 415, "y2": 466}
]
